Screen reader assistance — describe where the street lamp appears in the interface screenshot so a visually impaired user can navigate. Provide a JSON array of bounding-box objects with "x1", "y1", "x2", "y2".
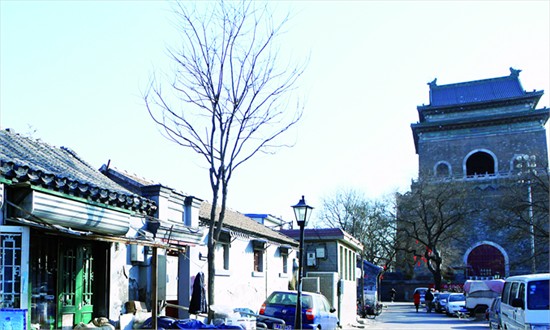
[
  {"x1": 516, "y1": 154, "x2": 537, "y2": 273},
  {"x1": 292, "y1": 195, "x2": 313, "y2": 330}
]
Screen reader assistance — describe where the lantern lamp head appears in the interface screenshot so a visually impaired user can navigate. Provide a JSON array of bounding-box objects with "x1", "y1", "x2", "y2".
[{"x1": 291, "y1": 195, "x2": 313, "y2": 227}]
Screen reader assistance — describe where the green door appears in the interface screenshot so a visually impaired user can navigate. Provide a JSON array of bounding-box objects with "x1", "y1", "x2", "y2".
[{"x1": 57, "y1": 242, "x2": 94, "y2": 329}]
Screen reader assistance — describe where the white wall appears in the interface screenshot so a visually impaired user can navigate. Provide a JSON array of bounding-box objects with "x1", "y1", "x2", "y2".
[
  {"x1": 187, "y1": 235, "x2": 295, "y2": 313},
  {"x1": 108, "y1": 243, "x2": 131, "y2": 320},
  {"x1": 340, "y1": 280, "x2": 358, "y2": 327}
]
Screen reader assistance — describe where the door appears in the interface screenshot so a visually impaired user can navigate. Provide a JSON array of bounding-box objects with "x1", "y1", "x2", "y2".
[{"x1": 57, "y1": 242, "x2": 94, "y2": 329}]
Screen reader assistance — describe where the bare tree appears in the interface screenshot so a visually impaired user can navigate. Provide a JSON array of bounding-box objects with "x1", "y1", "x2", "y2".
[
  {"x1": 319, "y1": 188, "x2": 396, "y2": 268},
  {"x1": 395, "y1": 178, "x2": 475, "y2": 290},
  {"x1": 144, "y1": 0, "x2": 306, "y2": 313},
  {"x1": 490, "y1": 167, "x2": 549, "y2": 272}
]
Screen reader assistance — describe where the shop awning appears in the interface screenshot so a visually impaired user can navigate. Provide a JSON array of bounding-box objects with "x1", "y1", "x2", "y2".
[{"x1": 14, "y1": 189, "x2": 131, "y2": 235}]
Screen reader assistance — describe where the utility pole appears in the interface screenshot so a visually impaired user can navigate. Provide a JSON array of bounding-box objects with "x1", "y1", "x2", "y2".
[{"x1": 516, "y1": 154, "x2": 537, "y2": 273}]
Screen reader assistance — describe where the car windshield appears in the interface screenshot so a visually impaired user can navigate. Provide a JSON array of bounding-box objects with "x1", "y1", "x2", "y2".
[
  {"x1": 449, "y1": 294, "x2": 465, "y2": 302},
  {"x1": 440, "y1": 293, "x2": 450, "y2": 300},
  {"x1": 266, "y1": 292, "x2": 313, "y2": 308},
  {"x1": 527, "y1": 280, "x2": 549, "y2": 310}
]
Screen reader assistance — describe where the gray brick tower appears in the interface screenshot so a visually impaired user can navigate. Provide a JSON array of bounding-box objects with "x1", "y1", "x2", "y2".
[{"x1": 409, "y1": 68, "x2": 549, "y2": 279}]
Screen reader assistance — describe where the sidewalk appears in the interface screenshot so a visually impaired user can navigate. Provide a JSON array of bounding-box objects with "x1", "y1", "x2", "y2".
[{"x1": 348, "y1": 315, "x2": 375, "y2": 329}]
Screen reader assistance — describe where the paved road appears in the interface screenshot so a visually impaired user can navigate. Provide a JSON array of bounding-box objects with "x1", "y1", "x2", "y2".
[{"x1": 351, "y1": 302, "x2": 489, "y2": 330}]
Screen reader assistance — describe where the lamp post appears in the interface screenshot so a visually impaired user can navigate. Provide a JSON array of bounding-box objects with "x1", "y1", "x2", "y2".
[
  {"x1": 516, "y1": 154, "x2": 537, "y2": 273},
  {"x1": 292, "y1": 195, "x2": 313, "y2": 330}
]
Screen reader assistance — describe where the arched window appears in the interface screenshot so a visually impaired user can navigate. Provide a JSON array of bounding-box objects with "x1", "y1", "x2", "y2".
[
  {"x1": 435, "y1": 162, "x2": 450, "y2": 177},
  {"x1": 466, "y1": 151, "x2": 495, "y2": 176}
]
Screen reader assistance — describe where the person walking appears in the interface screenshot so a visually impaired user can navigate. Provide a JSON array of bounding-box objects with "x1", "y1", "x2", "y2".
[
  {"x1": 413, "y1": 291, "x2": 421, "y2": 312},
  {"x1": 390, "y1": 288, "x2": 396, "y2": 302},
  {"x1": 425, "y1": 288, "x2": 434, "y2": 313}
]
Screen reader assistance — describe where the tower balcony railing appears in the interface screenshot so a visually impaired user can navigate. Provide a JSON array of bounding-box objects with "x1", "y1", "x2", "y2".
[{"x1": 413, "y1": 167, "x2": 549, "y2": 186}]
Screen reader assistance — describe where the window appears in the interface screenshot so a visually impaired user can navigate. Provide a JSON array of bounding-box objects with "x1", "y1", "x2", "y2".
[
  {"x1": 0, "y1": 226, "x2": 29, "y2": 309},
  {"x1": 502, "y1": 282, "x2": 512, "y2": 304},
  {"x1": 339, "y1": 245, "x2": 355, "y2": 281},
  {"x1": 466, "y1": 151, "x2": 495, "y2": 176},
  {"x1": 216, "y1": 231, "x2": 231, "y2": 272},
  {"x1": 339, "y1": 246, "x2": 344, "y2": 279},
  {"x1": 0, "y1": 232, "x2": 23, "y2": 308},
  {"x1": 518, "y1": 283, "x2": 525, "y2": 307},
  {"x1": 527, "y1": 280, "x2": 549, "y2": 310},
  {"x1": 252, "y1": 239, "x2": 266, "y2": 273},
  {"x1": 510, "y1": 282, "x2": 519, "y2": 302},
  {"x1": 216, "y1": 243, "x2": 229, "y2": 270},
  {"x1": 254, "y1": 250, "x2": 263, "y2": 272},
  {"x1": 214, "y1": 243, "x2": 230, "y2": 276},
  {"x1": 435, "y1": 162, "x2": 450, "y2": 177},
  {"x1": 280, "y1": 246, "x2": 290, "y2": 274}
]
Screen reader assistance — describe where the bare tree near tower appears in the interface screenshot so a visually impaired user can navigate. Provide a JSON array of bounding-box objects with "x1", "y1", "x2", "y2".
[
  {"x1": 144, "y1": 0, "x2": 307, "y2": 317},
  {"x1": 395, "y1": 177, "x2": 476, "y2": 290}
]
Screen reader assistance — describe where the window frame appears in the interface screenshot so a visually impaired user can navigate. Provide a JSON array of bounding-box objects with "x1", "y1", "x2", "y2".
[
  {"x1": 0, "y1": 226, "x2": 30, "y2": 309},
  {"x1": 253, "y1": 249, "x2": 264, "y2": 273}
]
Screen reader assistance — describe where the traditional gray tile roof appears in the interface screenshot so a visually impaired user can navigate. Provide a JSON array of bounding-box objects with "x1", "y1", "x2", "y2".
[
  {"x1": 420, "y1": 68, "x2": 544, "y2": 109},
  {"x1": 0, "y1": 128, "x2": 156, "y2": 213},
  {"x1": 200, "y1": 203, "x2": 298, "y2": 246},
  {"x1": 101, "y1": 165, "x2": 286, "y2": 246},
  {"x1": 99, "y1": 164, "x2": 160, "y2": 196}
]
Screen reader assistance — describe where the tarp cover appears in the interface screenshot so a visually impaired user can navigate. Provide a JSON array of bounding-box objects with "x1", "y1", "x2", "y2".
[{"x1": 463, "y1": 279, "x2": 505, "y2": 294}]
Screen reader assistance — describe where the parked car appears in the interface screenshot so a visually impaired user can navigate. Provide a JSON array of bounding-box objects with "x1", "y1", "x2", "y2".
[
  {"x1": 500, "y1": 273, "x2": 550, "y2": 330},
  {"x1": 485, "y1": 296, "x2": 502, "y2": 330},
  {"x1": 258, "y1": 290, "x2": 339, "y2": 330},
  {"x1": 429, "y1": 292, "x2": 440, "y2": 312},
  {"x1": 413, "y1": 287, "x2": 429, "y2": 305},
  {"x1": 435, "y1": 292, "x2": 450, "y2": 313},
  {"x1": 445, "y1": 293, "x2": 466, "y2": 316}
]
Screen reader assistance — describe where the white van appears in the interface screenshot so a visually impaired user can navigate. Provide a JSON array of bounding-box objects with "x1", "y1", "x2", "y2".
[{"x1": 500, "y1": 273, "x2": 549, "y2": 330}]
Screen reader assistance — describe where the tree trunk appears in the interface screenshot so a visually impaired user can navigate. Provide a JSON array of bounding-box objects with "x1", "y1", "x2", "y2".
[{"x1": 207, "y1": 225, "x2": 216, "y2": 321}]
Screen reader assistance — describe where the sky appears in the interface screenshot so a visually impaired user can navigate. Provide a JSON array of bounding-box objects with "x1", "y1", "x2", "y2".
[{"x1": 1, "y1": 1, "x2": 549, "y2": 224}]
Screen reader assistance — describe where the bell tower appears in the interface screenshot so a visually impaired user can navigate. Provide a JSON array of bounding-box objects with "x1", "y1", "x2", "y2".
[{"x1": 410, "y1": 68, "x2": 549, "y2": 277}]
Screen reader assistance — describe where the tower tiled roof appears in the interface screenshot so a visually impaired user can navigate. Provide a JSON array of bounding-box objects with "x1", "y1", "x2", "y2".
[
  {"x1": 421, "y1": 68, "x2": 543, "y2": 109},
  {"x1": 0, "y1": 128, "x2": 156, "y2": 213}
]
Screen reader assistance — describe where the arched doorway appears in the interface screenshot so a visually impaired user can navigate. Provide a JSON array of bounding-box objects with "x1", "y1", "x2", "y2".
[{"x1": 465, "y1": 243, "x2": 506, "y2": 279}]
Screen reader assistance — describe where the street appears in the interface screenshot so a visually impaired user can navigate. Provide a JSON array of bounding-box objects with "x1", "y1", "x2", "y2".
[{"x1": 351, "y1": 302, "x2": 489, "y2": 330}]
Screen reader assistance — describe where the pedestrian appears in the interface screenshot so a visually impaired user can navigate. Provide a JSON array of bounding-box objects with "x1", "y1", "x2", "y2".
[
  {"x1": 425, "y1": 288, "x2": 434, "y2": 313},
  {"x1": 390, "y1": 288, "x2": 396, "y2": 302},
  {"x1": 413, "y1": 291, "x2": 421, "y2": 312}
]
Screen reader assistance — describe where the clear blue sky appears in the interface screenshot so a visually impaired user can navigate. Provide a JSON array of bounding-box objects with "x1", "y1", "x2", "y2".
[{"x1": 1, "y1": 1, "x2": 549, "y2": 223}]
